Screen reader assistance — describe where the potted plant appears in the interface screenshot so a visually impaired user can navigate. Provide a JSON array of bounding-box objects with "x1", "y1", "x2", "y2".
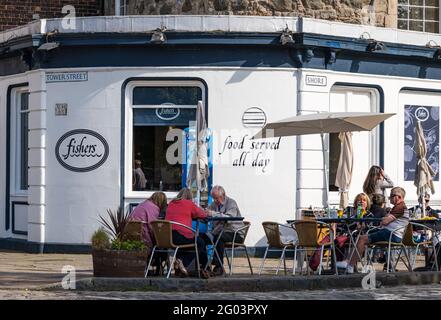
[{"x1": 91, "y1": 208, "x2": 149, "y2": 277}]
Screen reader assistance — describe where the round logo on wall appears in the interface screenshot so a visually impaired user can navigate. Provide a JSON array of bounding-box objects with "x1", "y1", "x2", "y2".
[
  {"x1": 242, "y1": 107, "x2": 267, "y2": 128},
  {"x1": 415, "y1": 107, "x2": 430, "y2": 122},
  {"x1": 55, "y1": 129, "x2": 109, "y2": 172},
  {"x1": 156, "y1": 103, "x2": 180, "y2": 121}
]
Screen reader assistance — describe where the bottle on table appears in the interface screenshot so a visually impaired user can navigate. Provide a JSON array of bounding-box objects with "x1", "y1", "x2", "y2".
[{"x1": 357, "y1": 203, "x2": 363, "y2": 219}]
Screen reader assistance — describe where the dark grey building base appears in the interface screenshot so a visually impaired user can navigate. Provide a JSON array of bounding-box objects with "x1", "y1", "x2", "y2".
[
  {"x1": 0, "y1": 238, "x2": 91, "y2": 254},
  {"x1": 45, "y1": 271, "x2": 441, "y2": 292}
]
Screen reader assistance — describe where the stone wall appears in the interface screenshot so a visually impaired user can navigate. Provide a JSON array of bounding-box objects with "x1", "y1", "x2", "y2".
[
  {"x1": 105, "y1": 0, "x2": 397, "y2": 28},
  {"x1": 0, "y1": 0, "x2": 103, "y2": 31}
]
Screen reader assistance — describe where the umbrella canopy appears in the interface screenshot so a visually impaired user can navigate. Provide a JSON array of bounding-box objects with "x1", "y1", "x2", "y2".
[
  {"x1": 413, "y1": 120, "x2": 435, "y2": 216},
  {"x1": 187, "y1": 101, "x2": 209, "y2": 193},
  {"x1": 254, "y1": 112, "x2": 396, "y2": 138},
  {"x1": 253, "y1": 112, "x2": 395, "y2": 208},
  {"x1": 335, "y1": 132, "x2": 354, "y2": 209}
]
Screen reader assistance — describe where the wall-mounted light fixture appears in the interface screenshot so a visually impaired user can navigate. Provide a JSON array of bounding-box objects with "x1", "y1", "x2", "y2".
[
  {"x1": 425, "y1": 40, "x2": 441, "y2": 60},
  {"x1": 280, "y1": 25, "x2": 295, "y2": 45},
  {"x1": 151, "y1": 26, "x2": 167, "y2": 44},
  {"x1": 37, "y1": 29, "x2": 60, "y2": 51},
  {"x1": 304, "y1": 48, "x2": 314, "y2": 62},
  {"x1": 359, "y1": 31, "x2": 386, "y2": 52}
]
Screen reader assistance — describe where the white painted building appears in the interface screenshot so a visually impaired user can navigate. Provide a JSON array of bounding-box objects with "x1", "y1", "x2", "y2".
[{"x1": 0, "y1": 16, "x2": 440, "y2": 252}]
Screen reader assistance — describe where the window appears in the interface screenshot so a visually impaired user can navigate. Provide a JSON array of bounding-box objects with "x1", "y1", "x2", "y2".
[
  {"x1": 130, "y1": 84, "x2": 203, "y2": 193},
  {"x1": 11, "y1": 89, "x2": 29, "y2": 193},
  {"x1": 398, "y1": 0, "x2": 439, "y2": 33}
]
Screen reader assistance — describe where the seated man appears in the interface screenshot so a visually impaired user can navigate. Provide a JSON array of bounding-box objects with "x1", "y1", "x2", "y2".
[
  {"x1": 206, "y1": 185, "x2": 244, "y2": 276},
  {"x1": 411, "y1": 193, "x2": 439, "y2": 218},
  {"x1": 337, "y1": 187, "x2": 409, "y2": 273}
]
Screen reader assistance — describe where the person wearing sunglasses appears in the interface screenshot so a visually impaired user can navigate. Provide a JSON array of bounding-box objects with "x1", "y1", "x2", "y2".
[{"x1": 337, "y1": 187, "x2": 409, "y2": 273}]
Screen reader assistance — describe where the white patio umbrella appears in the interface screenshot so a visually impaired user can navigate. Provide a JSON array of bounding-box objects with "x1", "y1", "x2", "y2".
[
  {"x1": 335, "y1": 132, "x2": 353, "y2": 209},
  {"x1": 187, "y1": 101, "x2": 209, "y2": 199},
  {"x1": 254, "y1": 112, "x2": 395, "y2": 207},
  {"x1": 413, "y1": 120, "x2": 435, "y2": 217}
]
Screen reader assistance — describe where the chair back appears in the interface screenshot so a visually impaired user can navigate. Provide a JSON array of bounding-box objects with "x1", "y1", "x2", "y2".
[
  {"x1": 401, "y1": 223, "x2": 415, "y2": 246},
  {"x1": 293, "y1": 220, "x2": 320, "y2": 247},
  {"x1": 150, "y1": 220, "x2": 174, "y2": 249},
  {"x1": 242, "y1": 221, "x2": 251, "y2": 241},
  {"x1": 262, "y1": 222, "x2": 284, "y2": 248}
]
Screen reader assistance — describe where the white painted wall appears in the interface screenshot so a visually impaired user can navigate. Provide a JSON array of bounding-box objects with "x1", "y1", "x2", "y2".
[{"x1": 2, "y1": 66, "x2": 441, "y2": 247}]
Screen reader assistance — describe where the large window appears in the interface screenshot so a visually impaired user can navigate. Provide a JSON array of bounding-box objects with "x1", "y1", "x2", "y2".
[
  {"x1": 398, "y1": 0, "x2": 439, "y2": 33},
  {"x1": 12, "y1": 90, "x2": 29, "y2": 193},
  {"x1": 130, "y1": 84, "x2": 202, "y2": 193}
]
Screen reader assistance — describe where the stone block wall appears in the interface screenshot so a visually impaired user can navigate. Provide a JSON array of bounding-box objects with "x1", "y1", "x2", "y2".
[
  {"x1": 105, "y1": 0, "x2": 397, "y2": 28},
  {"x1": 0, "y1": 0, "x2": 103, "y2": 31}
]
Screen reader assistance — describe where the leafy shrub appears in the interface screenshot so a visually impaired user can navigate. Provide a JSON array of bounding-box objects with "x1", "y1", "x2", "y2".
[
  {"x1": 91, "y1": 228, "x2": 110, "y2": 250},
  {"x1": 111, "y1": 239, "x2": 146, "y2": 251},
  {"x1": 98, "y1": 207, "x2": 130, "y2": 242}
]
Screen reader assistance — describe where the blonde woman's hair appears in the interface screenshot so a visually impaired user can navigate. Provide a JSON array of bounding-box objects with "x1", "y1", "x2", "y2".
[
  {"x1": 149, "y1": 192, "x2": 167, "y2": 212},
  {"x1": 353, "y1": 192, "x2": 371, "y2": 210},
  {"x1": 173, "y1": 188, "x2": 193, "y2": 201}
]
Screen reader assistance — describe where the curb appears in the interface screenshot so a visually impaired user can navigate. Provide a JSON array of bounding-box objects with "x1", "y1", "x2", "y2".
[{"x1": 41, "y1": 271, "x2": 441, "y2": 292}]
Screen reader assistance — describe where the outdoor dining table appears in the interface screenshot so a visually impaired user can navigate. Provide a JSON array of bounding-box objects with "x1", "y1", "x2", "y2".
[
  {"x1": 194, "y1": 216, "x2": 245, "y2": 273},
  {"x1": 287, "y1": 217, "x2": 383, "y2": 266}
]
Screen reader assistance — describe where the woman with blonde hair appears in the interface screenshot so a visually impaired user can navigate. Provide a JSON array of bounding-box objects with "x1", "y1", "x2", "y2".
[
  {"x1": 363, "y1": 165, "x2": 394, "y2": 201},
  {"x1": 353, "y1": 192, "x2": 371, "y2": 212}
]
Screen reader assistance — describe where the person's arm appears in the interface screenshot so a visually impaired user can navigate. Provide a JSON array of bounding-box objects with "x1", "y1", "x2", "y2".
[
  {"x1": 378, "y1": 172, "x2": 394, "y2": 189},
  {"x1": 380, "y1": 214, "x2": 396, "y2": 227},
  {"x1": 213, "y1": 199, "x2": 240, "y2": 218},
  {"x1": 191, "y1": 203, "x2": 208, "y2": 220}
]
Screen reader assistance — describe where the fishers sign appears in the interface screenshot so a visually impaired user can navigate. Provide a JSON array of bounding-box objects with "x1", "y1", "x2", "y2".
[{"x1": 55, "y1": 129, "x2": 109, "y2": 172}]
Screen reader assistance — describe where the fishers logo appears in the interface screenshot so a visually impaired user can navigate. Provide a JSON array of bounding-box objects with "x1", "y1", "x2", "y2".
[
  {"x1": 415, "y1": 107, "x2": 430, "y2": 122},
  {"x1": 55, "y1": 129, "x2": 109, "y2": 172}
]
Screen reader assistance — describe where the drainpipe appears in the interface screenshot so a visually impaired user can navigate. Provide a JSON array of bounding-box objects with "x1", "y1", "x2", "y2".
[{"x1": 115, "y1": 0, "x2": 121, "y2": 16}]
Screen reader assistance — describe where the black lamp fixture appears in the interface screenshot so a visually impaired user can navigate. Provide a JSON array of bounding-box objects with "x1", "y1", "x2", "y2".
[
  {"x1": 360, "y1": 31, "x2": 386, "y2": 52},
  {"x1": 325, "y1": 49, "x2": 337, "y2": 65},
  {"x1": 151, "y1": 26, "x2": 167, "y2": 44},
  {"x1": 280, "y1": 25, "x2": 295, "y2": 45},
  {"x1": 37, "y1": 29, "x2": 60, "y2": 51}
]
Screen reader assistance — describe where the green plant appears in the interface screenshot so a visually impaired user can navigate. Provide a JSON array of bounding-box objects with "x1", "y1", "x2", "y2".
[
  {"x1": 91, "y1": 227, "x2": 111, "y2": 250},
  {"x1": 98, "y1": 207, "x2": 130, "y2": 242},
  {"x1": 111, "y1": 239, "x2": 146, "y2": 251}
]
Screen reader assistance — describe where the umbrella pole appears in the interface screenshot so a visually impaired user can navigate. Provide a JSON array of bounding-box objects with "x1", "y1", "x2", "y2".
[{"x1": 321, "y1": 132, "x2": 329, "y2": 208}]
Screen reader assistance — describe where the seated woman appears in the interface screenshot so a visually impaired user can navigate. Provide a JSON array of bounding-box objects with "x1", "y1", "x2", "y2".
[
  {"x1": 165, "y1": 188, "x2": 211, "y2": 278},
  {"x1": 129, "y1": 192, "x2": 168, "y2": 275},
  {"x1": 129, "y1": 191, "x2": 167, "y2": 249}
]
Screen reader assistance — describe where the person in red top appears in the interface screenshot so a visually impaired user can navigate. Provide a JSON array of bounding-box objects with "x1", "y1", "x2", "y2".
[{"x1": 165, "y1": 188, "x2": 211, "y2": 278}]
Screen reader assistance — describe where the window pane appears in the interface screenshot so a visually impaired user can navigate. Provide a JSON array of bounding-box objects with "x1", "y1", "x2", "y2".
[
  {"x1": 425, "y1": 0, "x2": 438, "y2": 7},
  {"x1": 398, "y1": 5, "x2": 409, "y2": 19},
  {"x1": 410, "y1": 0, "x2": 423, "y2": 5},
  {"x1": 425, "y1": 7, "x2": 439, "y2": 20},
  {"x1": 425, "y1": 21, "x2": 439, "y2": 32},
  {"x1": 20, "y1": 93, "x2": 29, "y2": 191},
  {"x1": 398, "y1": 19, "x2": 409, "y2": 29},
  {"x1": 409, "y1": 6, "x2": 424, "y2": 19},
  {"x1": 133, "y1": 125, "x2": 184, "y2": 192},
  {"x1": 133, "y1": 87, "x2": 202, "y2": 105},
  {"x1": 398, "y1": 0, "x2": 409, "y2": 4},
  {"x1": 409, "y1": 20, "x2": 424, "y2": 30}
]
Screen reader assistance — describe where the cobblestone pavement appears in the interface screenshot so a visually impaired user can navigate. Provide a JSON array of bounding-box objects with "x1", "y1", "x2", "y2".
[{"x1": 1, "y1": 284, "x2": 441, "y2": 300}]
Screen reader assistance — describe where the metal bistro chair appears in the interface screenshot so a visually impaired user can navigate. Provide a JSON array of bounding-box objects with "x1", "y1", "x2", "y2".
[
  {"x1": 402, "y1": 222, "x2": 439, "y2": 271},
  {"x1": 292, "y1": 220, "x2": 338, "y2": 275},
  {"x1": 223, "y1": 221, "x2": 254, "y2": 275},
  {"x1": 259, "y1": 222, "x2": 297, "y2": 275},
  {"x1": 365, "y1": 225, "x2": 412, "y2": 273},
  {"x1": 145, "y1": 220, "x2": 200, "y2": 279}
]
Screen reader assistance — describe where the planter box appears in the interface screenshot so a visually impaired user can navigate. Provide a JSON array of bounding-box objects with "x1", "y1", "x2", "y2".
[{"x1": 92, "y1": 249, "x2": 149, "y2": 277}]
